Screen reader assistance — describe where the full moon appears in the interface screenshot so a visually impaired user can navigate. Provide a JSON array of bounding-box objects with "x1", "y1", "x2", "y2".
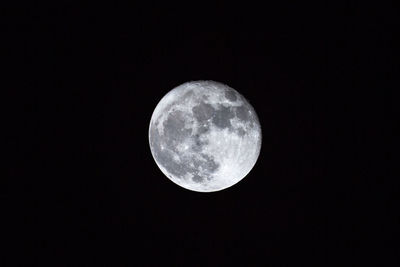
[{"x1": 148, "y1": 81, "x2": 262, "y2": 192}]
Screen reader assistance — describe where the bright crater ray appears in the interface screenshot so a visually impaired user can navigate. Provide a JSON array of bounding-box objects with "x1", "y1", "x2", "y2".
[{"x1": 148, "y1": 80, "x2": 262, "y2": 192}]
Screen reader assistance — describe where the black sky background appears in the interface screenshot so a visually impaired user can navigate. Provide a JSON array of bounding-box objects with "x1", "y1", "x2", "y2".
[{"x1": 6, "y1": 1, "x2": 397, "y2": 266}]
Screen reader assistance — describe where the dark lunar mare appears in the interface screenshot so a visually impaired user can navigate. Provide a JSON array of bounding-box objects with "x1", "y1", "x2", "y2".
[{"x1": 149, "y1": 110, "x2": 219, "y2": 183}]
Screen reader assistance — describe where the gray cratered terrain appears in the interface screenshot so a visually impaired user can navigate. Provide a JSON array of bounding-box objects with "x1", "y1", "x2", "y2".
[{"x1": 149, "y1": 81, "x2": 262, "y2": 192}]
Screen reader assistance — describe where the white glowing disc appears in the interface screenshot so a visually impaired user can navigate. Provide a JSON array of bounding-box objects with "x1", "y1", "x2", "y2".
[{"x1": 149, "y1": 80, "x2": 262, "y2": 192}]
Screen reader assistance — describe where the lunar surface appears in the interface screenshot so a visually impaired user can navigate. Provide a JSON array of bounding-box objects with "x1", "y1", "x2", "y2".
[{"x1": 148, "y1": 81, "x2": 262, "y2": 192}]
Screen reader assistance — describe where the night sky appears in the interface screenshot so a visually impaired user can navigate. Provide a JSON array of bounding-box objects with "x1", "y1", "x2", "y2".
[{"x1": 7, "y1": 2, "x2": 396, "y2": 266}]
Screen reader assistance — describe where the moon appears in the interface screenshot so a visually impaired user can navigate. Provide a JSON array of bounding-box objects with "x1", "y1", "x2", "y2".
[{"x1": 148, "y1": 80, "x2": 262, "y2": 192}]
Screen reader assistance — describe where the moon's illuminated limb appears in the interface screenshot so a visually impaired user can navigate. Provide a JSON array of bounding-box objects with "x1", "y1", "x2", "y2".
[{"x1": 149, "y1": 80, "x2": 261, "y2": 192}]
